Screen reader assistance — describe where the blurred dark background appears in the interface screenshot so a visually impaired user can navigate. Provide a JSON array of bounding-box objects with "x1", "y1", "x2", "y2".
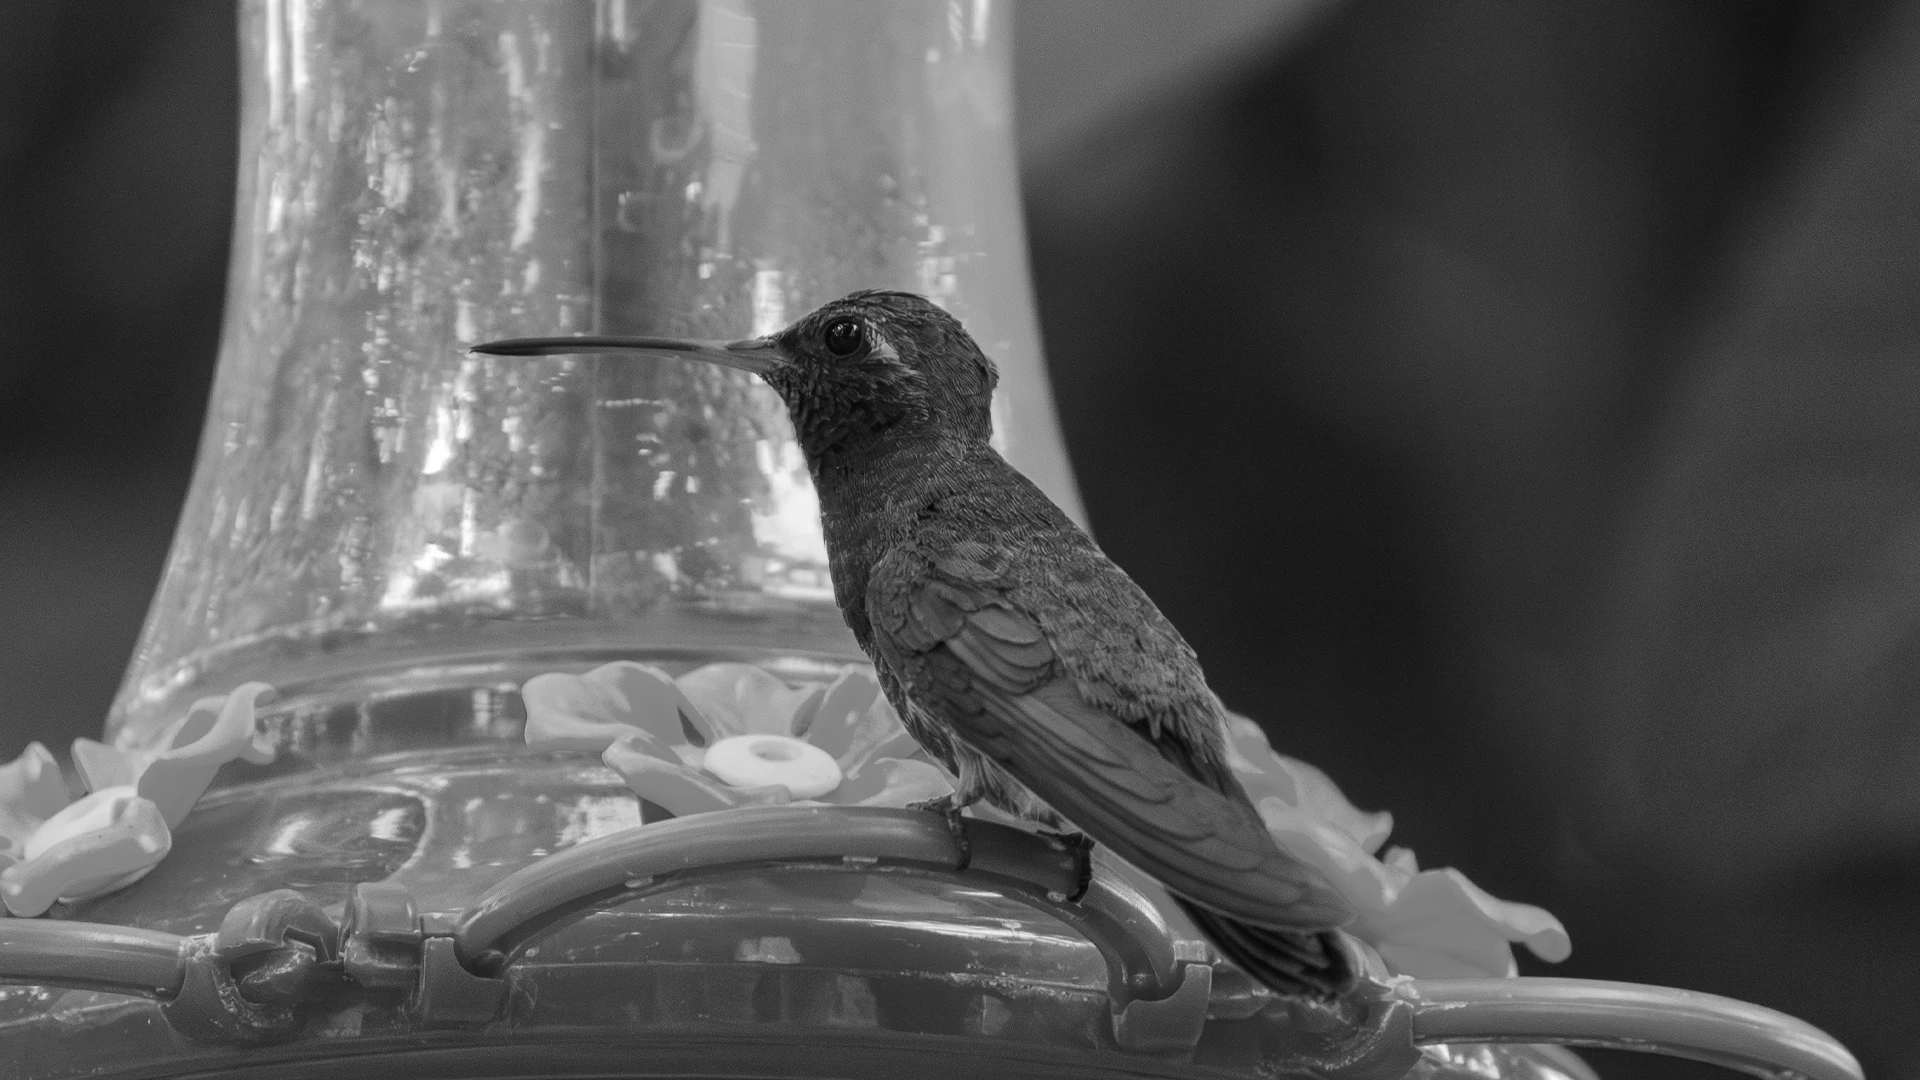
[{"x1": 2, "y1": 2, "x2": 1915, "y2": 1078}]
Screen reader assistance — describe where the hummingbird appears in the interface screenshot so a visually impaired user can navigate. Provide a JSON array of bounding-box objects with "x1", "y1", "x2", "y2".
[{"x1": 472, "y1": 291, "x2": 1357, "y2": 997}]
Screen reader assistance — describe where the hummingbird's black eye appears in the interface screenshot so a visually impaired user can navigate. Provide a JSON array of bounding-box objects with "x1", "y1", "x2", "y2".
[{"x1": 822, "y1": 318, "x2": 866, "y2": 357}]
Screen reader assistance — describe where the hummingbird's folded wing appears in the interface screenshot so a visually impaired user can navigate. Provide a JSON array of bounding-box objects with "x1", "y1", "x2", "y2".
[{"x1": 868, "y1": 544, "x2": 1353, "y2": 931}]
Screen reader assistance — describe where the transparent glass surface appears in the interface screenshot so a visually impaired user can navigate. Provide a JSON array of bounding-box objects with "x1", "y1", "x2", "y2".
[{"x1": 107, "y1": 0, "x2": 1081, "y2": 748}]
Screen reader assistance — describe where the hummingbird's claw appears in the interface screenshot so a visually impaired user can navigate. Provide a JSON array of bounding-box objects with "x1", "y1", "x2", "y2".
[{"x1": 909, "y1": 794, "x2": 971, "y2": 872}]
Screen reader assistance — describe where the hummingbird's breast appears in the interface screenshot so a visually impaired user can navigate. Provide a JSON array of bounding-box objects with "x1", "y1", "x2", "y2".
[
  {"x1": 812, "y1": 444, "x2": 934, "y2": 647},
  {"x1": 811, "y1": 438, "x2": 1051, "y2": 648}
]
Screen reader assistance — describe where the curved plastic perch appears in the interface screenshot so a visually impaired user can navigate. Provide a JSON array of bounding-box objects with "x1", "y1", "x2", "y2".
[
  {"x1": 0, "y1": 919, "x2": 191, "y2": 997},
  {"x1": 452, "y1": 805, "x2": 1184, "y2": 990},
  {"x1": 1401, "y1": 977, "x2": 1862, "y2": 1080},
  {"x1": 453, "y1": 804, "x2": 1213, "y2": 1049}
]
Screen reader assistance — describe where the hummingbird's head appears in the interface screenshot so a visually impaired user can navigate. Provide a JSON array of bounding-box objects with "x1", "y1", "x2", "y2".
[
  {"x1": 767, "y1": 291, "x2": 998, "y2": 457},
  {"x1": 469, "y1": 290, "x2": 997, "y2": 463}
]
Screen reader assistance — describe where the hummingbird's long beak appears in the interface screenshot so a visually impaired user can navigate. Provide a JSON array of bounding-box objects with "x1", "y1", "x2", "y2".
[{"x1": 467, "y1": 335, "x2": 787, "y2": 376}]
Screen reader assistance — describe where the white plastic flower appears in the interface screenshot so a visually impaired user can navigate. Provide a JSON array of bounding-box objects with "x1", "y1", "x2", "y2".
[
  {"x1": 522, "y1": 661, "x2": 952, "y2": 815},
  {"x1": 1223, "y1": 713, "x2": 1570, "y2": 979},
  {"x1": 0, "y1": 683, "x2": 276, "y2": 916}
]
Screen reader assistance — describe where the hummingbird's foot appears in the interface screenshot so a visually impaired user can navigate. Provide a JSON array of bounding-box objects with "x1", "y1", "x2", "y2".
[
  {"x1": 909, "y1": 795, "x2": 971, "y2": 872},
  {"x1": 1039, "y1": 830, "x2": 1096, "y2": 903}
]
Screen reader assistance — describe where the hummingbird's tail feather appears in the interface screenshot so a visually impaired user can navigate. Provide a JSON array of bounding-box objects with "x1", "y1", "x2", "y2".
[{"x1": 1174, "y1": 898, "x2": 1354, "y2": 999}]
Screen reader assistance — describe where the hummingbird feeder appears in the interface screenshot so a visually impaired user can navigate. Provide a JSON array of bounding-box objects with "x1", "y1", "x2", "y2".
[{"x1": 0, "y1": 4, "x2": 1861, "y2": 1080}]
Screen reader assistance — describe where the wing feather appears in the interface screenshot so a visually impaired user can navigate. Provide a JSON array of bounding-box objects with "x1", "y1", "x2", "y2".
[
  {"x1": 873, "y1": 544, "x2": 1353, "y2": 931},
  {"x1": 955, "y1": 665, "x2": 1350, "y2": 924}
]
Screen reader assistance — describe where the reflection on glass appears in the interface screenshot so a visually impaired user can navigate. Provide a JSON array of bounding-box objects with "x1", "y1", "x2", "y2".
[{"x1": 109, "y1": 0, "x2": 1080, "y2": 748}]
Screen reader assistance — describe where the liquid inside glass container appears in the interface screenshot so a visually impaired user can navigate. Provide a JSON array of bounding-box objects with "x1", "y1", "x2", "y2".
[{"x1": 106, "y1": 0, "x2": 1081, "y2": 755}]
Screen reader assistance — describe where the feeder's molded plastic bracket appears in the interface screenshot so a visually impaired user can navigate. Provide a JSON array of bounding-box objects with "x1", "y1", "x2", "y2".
[
  {"x1": 157, "y1": 882, "x2": 509, "y2": 1040},
  {"x1": 217, "y1": 888, "x2": 339, "y2": 966},
  {"x1": 1281, "y1": 939, "x2": 1423, "y2": 1080},
  {"x1": 341, "y1": 880, "x2": 505, "y2": 1024},
  {"x1": 1112, "y1": 959, "x2": 1213, "y2": 1054},
  {"x1": 163, "y1": 889, "x2": 342, "y2": 1045},
  {"x1": 343, "y1": 880, "x2": 420, "y2": 992},
  {"x1": 164, "y1": 938, "x2": 295, "y2": 1045},
  {"x1": 416, "y1": 936, "x2": 508, "y2": 1025},
  {"x1": 1304, "y1": 991, "x2": 1421, "y2": 1080}
]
